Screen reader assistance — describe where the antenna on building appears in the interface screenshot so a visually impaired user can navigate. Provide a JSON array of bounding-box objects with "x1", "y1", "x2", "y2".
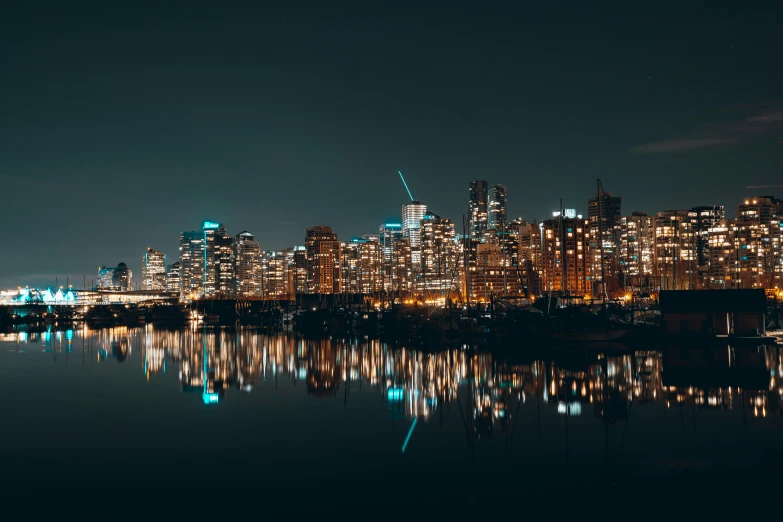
[{"x1": 398, "y1": 170, "x2": 415, "y2": 202}]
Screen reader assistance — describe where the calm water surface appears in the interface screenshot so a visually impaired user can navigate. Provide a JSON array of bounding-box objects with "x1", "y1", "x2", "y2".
[{"x1": 2, "y1": 326, "x2": 783, "y2": 518}]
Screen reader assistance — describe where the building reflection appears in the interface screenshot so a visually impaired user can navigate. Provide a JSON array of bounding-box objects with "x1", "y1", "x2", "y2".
[{"x1": 4, "y1": 327, "x2": 783, "y2": 423}]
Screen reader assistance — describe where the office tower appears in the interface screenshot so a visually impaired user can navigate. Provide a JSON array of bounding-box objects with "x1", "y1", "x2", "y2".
[
  {"x1": 96, "y1": 266, "x2": 115, "y2": 290},
  {"x1": 179, "y1": 230, "x2": 205, "y2": 298},
  {"x1": 142, "y1": 248, "x2": 167, "y2": 291},
  {"x1": 402, "y1": 200, "x2": 427, "y2": 264},
  {"x1": 620, "y1": 212, "x2": 654, "y2": 289},
  {"x1": 418, "y1": 212, "x2": 459, "y2": 299},
  {"x1": 204, "y1": 222, "x2": 234, "y2": 298},
  {"x1": 688, "y1": 205, "x2": 725, "y2": 287},
  {"x1": 112, "y1": 262, "x2": 132, "y2": 291},
  {"x1": 468, "y1": 180, "x2": 488, "y2": 239},
  {"x1": 540, "y1": 214, "x2": 591, "y2": 296},
  {"x1": 341, "y1": 238, "x2": 381, "y2": 294},
  {"x1": 166, "y1": 262, "x2": 181, "y2": 294},
  {"x1": 379, "y1": 221, "x2": 404, "y2": 292},
  {"x1": 488, "y1": 184, "x2": 507, "y2": 231},
  {"x1": 261, "y1": 250, "x2": 293, "y2": 299},
  {"x1": 735, "y1": 196, "x2": 783, "y2": 288},
  {"x1": 292, "y1": 247, "x2": 307, "y2": 294},
  {"x1": 234, "y1": 231, "x2": 261, "y2": 298},
  {"x1": 653, "y1": 210, "x2": 697, "y2": 290},
  {"x1": 588, "y1": 191, "x2": 622, "y2": 296},
  {"x1": 305, "y1": 226, "x2": 341, "y2": 294}
]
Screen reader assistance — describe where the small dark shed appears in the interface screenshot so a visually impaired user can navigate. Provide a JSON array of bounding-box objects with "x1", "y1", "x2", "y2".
[{"x1": 659, "y1": 289, "x2": 766, "y2": 337}]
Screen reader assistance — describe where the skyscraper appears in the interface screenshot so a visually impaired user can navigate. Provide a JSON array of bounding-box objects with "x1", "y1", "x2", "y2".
[
  {"x1": 402, "y1": 200, "x2": 427, "y2": 265},
  {"x1": 166, "y1": 262, "x2": 181, "y2": 294},
  {"x1": 540, "y1": 215, "x2": 591, "y2": 296},
  {"x1": 488, "y1": 184, "x2": 507, "y2": 231},
  {"x1": 142, "y1": 248, "x2": 167, "y2": 291},
  {"x1": 305, "y1": 226, "x2": 341, "y2": 294},
  {"x1": 468, "y1": 181, "x2": 488, "y2": 239},
  {"x1": 203, "y1": 221, "x2": 234, "y2": 298},
  {"x1": 419, "y1": 212, "x2": 459, "y2": 299},
  {"x1": 112, "y1": 262, "x2": 132, "y2": 291},
  {"x1": 234, "y1": 231, "x2": 261, "y2": 298},
  {"x1": 179, "y1": 230, "x2": 205, "y2": 299},
  {"x1": 379, "y1": 221, "x2": 403, "y2": 292},
  {"x1": 588, "y1": 191, "x2": 622, "y2": 296}
]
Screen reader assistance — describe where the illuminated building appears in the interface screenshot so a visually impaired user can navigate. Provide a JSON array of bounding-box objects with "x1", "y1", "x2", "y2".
[
  {"x1": 379, "y1": 221, "x2": 404, "y2": 292},
  {"x1": 688, "y1": 205, "x2": 725, "y2": 287},
  {"x1": 141, "y1": 248, "x2": 167, "y2": 291},
  {"x1": 166, "y1": 262, "x2": 181, "y2": 294},
  {"x1": 706, "y1": 220, "x2": 738, "y2": 288},
  {"x1": 234, "y1": 231, "x2": 261, "y2": 298},
  {"x1": 261, "y1": 250, "x2": 293, "y2": 299},
  {"x1": 735, "y1": 196, "x2": 783, "y2": 288},
  {"x1": 488, "y1": 184, "x2": 507, "y2": 231},
  {"x1": 402, "y1": 200, "x2": 427, "y2": 264},
  {"x1": 96, "y1": 266, "x2": 115, "y2": 290},
  {"x1": 620, "y1": 212, "x2": 654, "y2": 288},
  {"x1": 418, "y1": 212, "x2": 459, "y2": 299},
  {"x1": 112, "y1": 263, "x2": 132, "y2": 291},
  {"x1": 508, "y1": 219, "x2": 542, "y2": 295},
  {"x1": 391, "y1": 238, "x2": 413, "y2": 297},
  {"x1": 588, "y1": 191, "x2": 622, "y2": 296},
  {"x1": 293, "y1": 246, "x2": 307, "y2": 294},
  {"x1": 653, "y1": 210, "x2": 697, "y2": 290},
  {"x1": 471, "y1": 243, "x2": 522, "y2": 300},
  {"x1": 179, "y1": 230, "x2": 205, "y2": 298},
  {"x1": 540, "y1": 212, "x2": 592, "y2": 296},
  {"x1": 341, "y1": 238, "x2": 381, "y2": 294},
  {"x1": 468, "y1": 180, "x2": 488, "y2": 239},
  {"x1": 305, "y1": 226, "x2": 341, "y2": 294},
  {"x1": 204, "y1": 222, "x2": 234, "y2": 298}
]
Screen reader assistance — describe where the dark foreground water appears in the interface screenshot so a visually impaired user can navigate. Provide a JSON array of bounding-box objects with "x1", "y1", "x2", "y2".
[{"x1": 2, "y1": 326, "x2": 783, "y2": 519}]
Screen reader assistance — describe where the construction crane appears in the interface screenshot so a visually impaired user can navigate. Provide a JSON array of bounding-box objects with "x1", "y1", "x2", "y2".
[
  {"x1": 398, "y1": 170, "x2": 415, "y2": 202},
  {"x1": 746, "y1": 185, "x2": 783, "y2": 189}
]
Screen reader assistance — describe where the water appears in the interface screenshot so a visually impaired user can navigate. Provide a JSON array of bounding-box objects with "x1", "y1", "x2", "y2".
[{"x1": 2, "y1": 326, "x2": 783, "y2": 518}]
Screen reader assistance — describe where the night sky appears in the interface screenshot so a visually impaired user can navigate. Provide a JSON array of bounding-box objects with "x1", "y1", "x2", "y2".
[{"x1": 1, "y1": 3, "x2": 782, "y2": 289}]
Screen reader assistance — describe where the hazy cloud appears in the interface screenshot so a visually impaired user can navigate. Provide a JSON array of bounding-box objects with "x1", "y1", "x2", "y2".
[{"x1": 632, "y1": 106, "x2": 783, "y2": 154}]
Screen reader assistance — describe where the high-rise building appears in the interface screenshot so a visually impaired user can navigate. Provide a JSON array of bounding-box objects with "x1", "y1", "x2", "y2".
[
  {"x1": 142, "y1": 248, "x2": 167, "y2": 291},
  {"x1": 166, "y1": 262, "x2": 181, "y2": 294},
  {"x1": 96, "y1": 266, "x2": 115, "y2": 290},
  {"x1": 540, "y1": 214, "x2": 592, "y2": 296},
  {"x1": 470, "y1": 243, "x2": 522, "y2": 301},
  {"x1": 653, "y1": 210, "x2": 697, "y2": 290},
  {"x1": 620, "y1": 212, "x2": 654, "y2": 289},
  {"x1": 468, "y1": 181, "x2": 488, "y2": 239},
  {"x1": 380, "y1": 221, "x2": 404, "y2": 292},
  {"x1": 418, "y1": 212, "x2": 459, "y2": 299},
  {"x1": 203, "y1": 222, "x2": 234, "y2": 298},
  {"x1": 488, "y1": 184, "x2": 507, "y2": 231},
  {"x1": 706, "y1": 219, "x2": 738, "y2": 288},
  {"x1": 179, "y1": 230, "x2": 205, "y2": 298},
  {"x1": 588, "y1": 191, "x2": 622, "y2": 296},
  {"x1": 688, "y1": 205, "x2": 725, "y2": 286},
  {"x1": 261, "y1": 250, "x2": 293, "y2": 299},
  {"x1": 735, "y1": 196, "x2": 783, "y2": 288},
  {"x1": 402, "y1": 200, "x2": 427, "y2": 265},
  {"x1": 305, "y1": 226, "x2": 341, "y2": 294},
  {"x1": 112, "y1": 263, "x2": 132, "y2": 291},
  {"x1": 341, "y1": 238, "x2": 381, "y2": 294},
  {"x1": 234, "y1": 231, "x2": 261, "y2": 298},
  {"x1": 292, "y1": 247, "x2": 308, "y2": 294}
]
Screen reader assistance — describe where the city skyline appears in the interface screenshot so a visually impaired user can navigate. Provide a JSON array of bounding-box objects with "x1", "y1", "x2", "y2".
[{"x1": 2, "y1": 5, "x2": 782, "y2": 289}]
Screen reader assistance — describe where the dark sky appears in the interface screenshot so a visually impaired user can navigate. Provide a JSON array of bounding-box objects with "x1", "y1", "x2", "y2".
[{"x1": 1, "y1": 3, "x2": 782, "y2": 289}]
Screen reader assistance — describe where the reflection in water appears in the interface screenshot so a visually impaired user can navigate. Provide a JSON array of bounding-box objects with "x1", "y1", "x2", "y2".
[{"x1": 3, "y1": 326, "x2": 783, "y2": 427}]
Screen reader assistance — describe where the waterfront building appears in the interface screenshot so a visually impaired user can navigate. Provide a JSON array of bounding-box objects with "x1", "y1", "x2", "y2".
[
  {"x1": 112, "y1": 262, "x2": 132, "y2": 291},
  {"x1": 540, "y1": 214, "x2": 592, "y2": 296},
  {"x1": 166, "y1": 262, "x2": 181, "y2": 294},
  {"x1": 735, "y1": 196, "x2": 783, "y2": 288},
  {"x1": 234, "y1": 231, "x2": 261, "y2": 298},
  {"x1": 588, "y1": 191, "x2": 622, "y2": 297},
  {"x1": 688, "y1": 205, "x2": 726, "y2": 287},
  {"x1": 620, "y1": 212, "x2": 654, "y2": 290},
  {"x1": 379, "y1": 221, "x2": 404, "y2": 292},
  {"x1": 418, "y1": 212, "x2": 459, "y2": 300},
  {"x1": 390, "y1": 238, "x2": 414, "y2": 297},
  {"x1": 468, "y1": 180, "x2": 488, "y2": 239},
  {"x1": 305, "y1": 226, "x2": 341, "y2": 294},
  {"x1": 471, "y1": 243, "x2": 522, "y2": 301},
  {"x1": 204, "y1": 222, "x2": 234, "y2": 298},
  {"x1": 706, "y1": 220, "x2": 739, "y2": 288},
  {"x1": 653, "y1": 210, "x2": 697, "y2": 290},
  {"x1": 292, "y1": 247, "x2": 308, "y2": 294},
  {"x1": 142, "y1": 248, "x2": 167, "y2": 291},
  {"x1": 341, "y1": 238, "x2": 381, "y2": 294},
  {"x1": 96, "y1": 266, "x2": 115, "y2": 290},
  {"x1": 179, "y1": 230, "x2": 205, "y2": 299},
  {"x1": 261, "y1": 250, "x2": 293, "y2": 299},
  {"x1": 488, "y1": 184, "x2": 507, "y2": 231},
  {"x1": 402, "y1": 200, "x2": 427, "y2": 264}
]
